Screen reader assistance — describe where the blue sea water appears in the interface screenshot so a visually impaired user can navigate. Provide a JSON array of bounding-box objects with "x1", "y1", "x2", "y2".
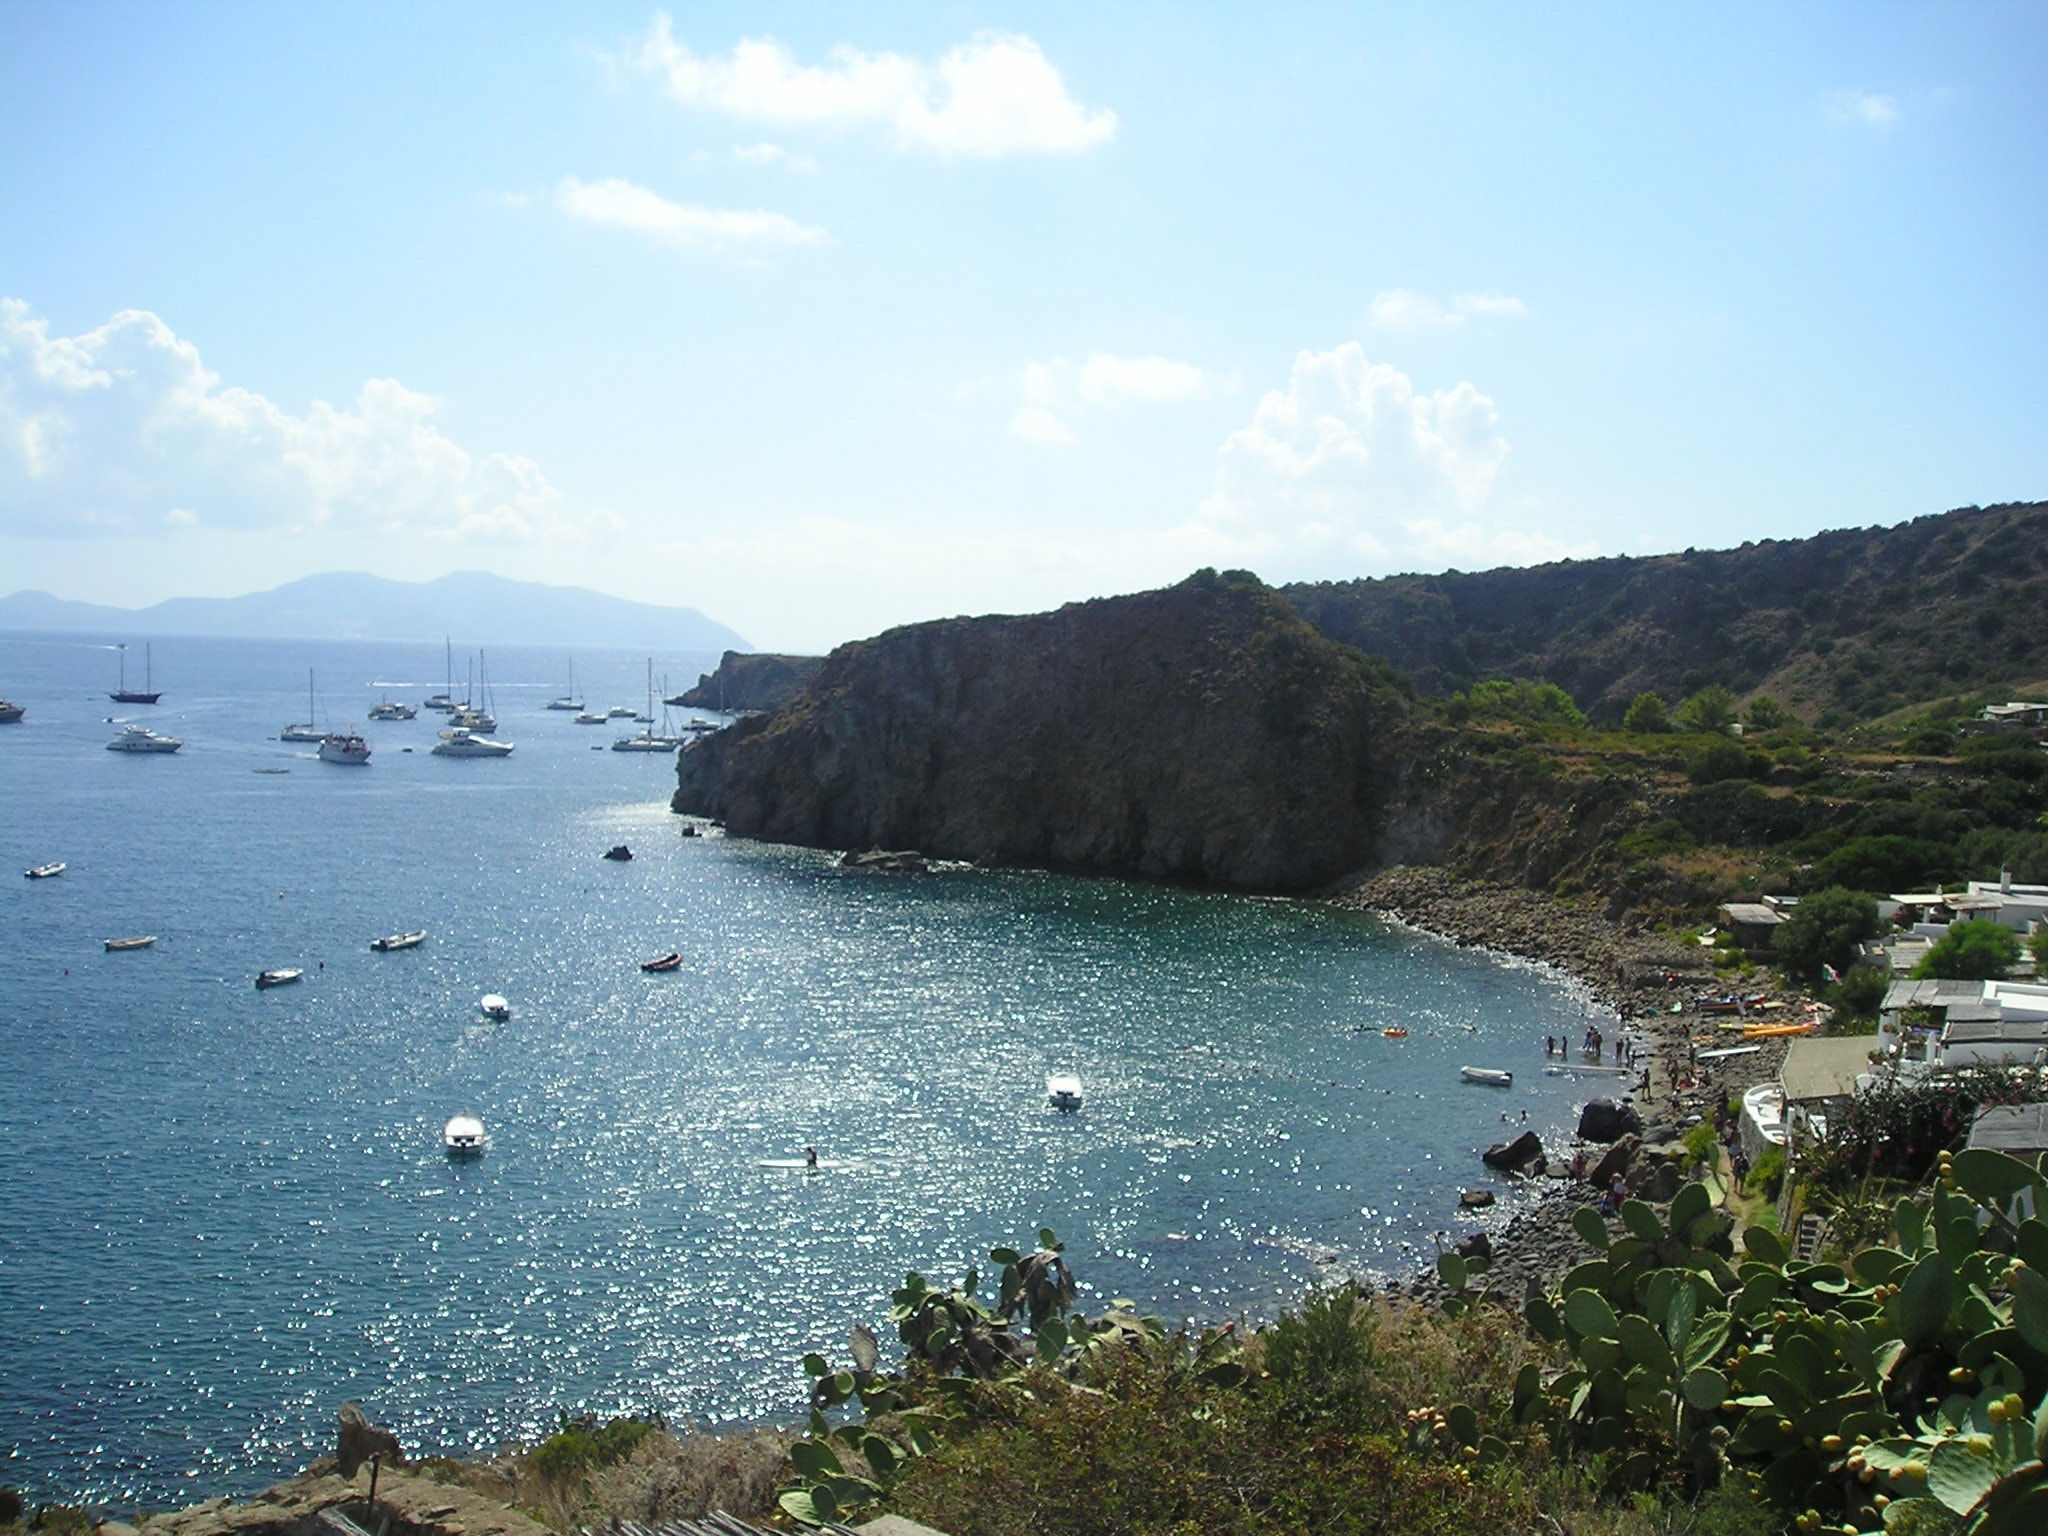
[{"x1": 0, "y1": 631, "x2": 1624, "y2": 1507}]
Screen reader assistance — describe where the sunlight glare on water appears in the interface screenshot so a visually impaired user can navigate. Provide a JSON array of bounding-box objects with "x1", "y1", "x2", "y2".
[{"x1": 0, "y1": 633, "x2": 1623, "y2": 1503}]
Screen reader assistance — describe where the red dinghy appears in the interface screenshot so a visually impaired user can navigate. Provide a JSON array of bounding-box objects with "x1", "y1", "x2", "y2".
[{"x1": 640, "y1": 952, "x2": 683, "y2": 973}]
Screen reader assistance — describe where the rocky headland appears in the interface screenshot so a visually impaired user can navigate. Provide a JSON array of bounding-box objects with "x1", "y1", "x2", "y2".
[
  {"x1": 673, "y1": 652, "x2": 823, "y2": 714},
  {"x1": 674, "y1": 571, "x2": 1434, "y2": 891}
]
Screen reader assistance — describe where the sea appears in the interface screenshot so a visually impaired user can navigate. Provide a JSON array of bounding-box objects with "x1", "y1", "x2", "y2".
[{"x1": 0, "y1": 631, "x2": 1627, "y2": 1507}]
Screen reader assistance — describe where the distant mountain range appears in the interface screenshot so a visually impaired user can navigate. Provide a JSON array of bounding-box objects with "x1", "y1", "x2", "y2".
[{"x1": 0, "y1": 572, "x2": 750, "y2": 652}]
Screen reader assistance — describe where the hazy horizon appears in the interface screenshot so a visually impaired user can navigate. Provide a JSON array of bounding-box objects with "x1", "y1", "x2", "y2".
[{"x1": 4, "y1": 2, "x2": 2043, "y2": 652}]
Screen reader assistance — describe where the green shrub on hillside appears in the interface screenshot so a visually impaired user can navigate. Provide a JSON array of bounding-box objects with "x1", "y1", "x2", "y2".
[
  {"x1": 1623, "y1": 691, "x2": 1672, "y2": 733},
  {"x1": 1812, "y1": 834, "x2": 1952, "y2": 893},
  {"x1": 1912, "y1": 918, "x2": 2022, "y2": 979},
  {"x1": 1447, "y1": 678, "x2": 1586, "y2": 729},
  {"x1": 1771, "y1": 887, "x2": 1881, "y2": 986},
  {"x1": 1676, "y1": 684, "x2": 1739, "y2": 734}
]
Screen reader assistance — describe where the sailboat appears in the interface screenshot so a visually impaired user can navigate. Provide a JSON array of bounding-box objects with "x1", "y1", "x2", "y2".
[
  {"x1": 423, "y1": 639, "x2": 456, "y2": 712},
  {"x1": 281, "y1": 670, "x2": 325, "y2": 742},
  {"x1": 546, "y1": 661, "x2": 583, "y2": 711},
  {"x1": 451, "y1": 653, "x2": 497, "y2": 732},
  {"x1": 613, "y1": 660, "x2": 683, "y2": 752},
  {"x1": 109, "y1": 643, "x2": 162, "y2": 704}
]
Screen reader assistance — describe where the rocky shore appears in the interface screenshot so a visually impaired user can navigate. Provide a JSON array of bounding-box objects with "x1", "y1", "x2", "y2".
[{"x1": 1332, "y1": 865, "x2": 1801, "y2": 1301}]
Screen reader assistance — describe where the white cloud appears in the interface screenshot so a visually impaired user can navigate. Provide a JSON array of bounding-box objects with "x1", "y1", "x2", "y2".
[
  {"x1": 1830, "y1": 90, "x2": 1899, "y2": 128},
  {"x1": 1369, "y1": 288, "x2": 1529, "y2": 332},
  {"x1": 0, "y1": 299, "x2": 618, "y2": 545},
  {"x1": 732, "y1": 141, "x2": 816, "y2": 172},
  {"x1": 1004, "y1": 351, "x2": 1225, "y2": 444},
  {"x1": 1005, "y1": 404, "x2": 1080, "y2": 447},
  {"x1": 1196, "y1": 342, "x2": 1581, "y2": 574},
  {"x1": 623, "y1": 14, "x2": 1116, "y2": 157},
  {"x1": 554, "y1": 176, "x2": 827, "y2": 252}
]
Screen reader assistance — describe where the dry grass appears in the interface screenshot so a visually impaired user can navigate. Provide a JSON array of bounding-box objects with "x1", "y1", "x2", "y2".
[{"x1": 416, "y1": 1426, "x2": 792, "y2": 1533}]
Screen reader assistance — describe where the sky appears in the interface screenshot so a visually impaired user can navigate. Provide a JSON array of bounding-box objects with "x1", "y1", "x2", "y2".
[{"x1": 2, "y1": 2, "x2": 2044, "y2": 653}]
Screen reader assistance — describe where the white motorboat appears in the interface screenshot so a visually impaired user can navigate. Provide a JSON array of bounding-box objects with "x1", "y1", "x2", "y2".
[
  {"x1": 443, "y1": 1113, "x2": 487, "y2": 1157},
  {"x1": 1047, "y1": 1073, "x2": 1084, "y2": 1112},
  {"x1": 370, "y1": 930, "x2": 426, "y2": 951},
  {"x1": 26, "y1": 861, "x2": 65, "y2": 878},
  {"x1": 573, "y1": 712, "x2": 606, "y2": 725},
  {"x1": 104, "y1": 935, "x2": 156, "y2": 951},
  {"x1": 606, "y1": 705, "x2": 635, "y2": 718},
  {"x1": 255, "y1": 967, "x2": 303, "y2": 989},
  {"x1": 368, "y1": 695, "x2": 416, "y2": 721},
  {"x1": 319, "y1": 730, "x2": 371, "y2": 765},
  {"x1": 478, "y1": 994, "x2": 512, "y2": 1021},
  {"x1": 106, "y1": 723, "x2": 181, "y2": 753},
  {"x1": 281, "y1": 670, "x2": 326, "y2": 741},
  {"x1": 432, "y1": 728, "x2": 514, "y2": 757},
  {"x1": 0, "y1": 700, "x2": 24, "y2": 723},
  {"x1": 1459, "y1": 1066, "x2": 1514, "y2": 1087}
]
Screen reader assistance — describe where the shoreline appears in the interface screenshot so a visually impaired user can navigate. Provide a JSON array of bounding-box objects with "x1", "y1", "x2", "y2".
[{"x1": 1330, "y1": 865, "x2": 1800, "y2": 1298}]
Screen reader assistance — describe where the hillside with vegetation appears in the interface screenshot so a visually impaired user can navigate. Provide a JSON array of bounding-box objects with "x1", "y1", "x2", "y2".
[{"x1": 1283, "y1": 500, "x2": 2048, "y2": 726}]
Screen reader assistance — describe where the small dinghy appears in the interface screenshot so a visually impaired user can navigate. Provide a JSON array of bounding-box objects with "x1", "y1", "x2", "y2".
[
  {"x1": 370, "y1": 930, "x2": 426, "y2": 952},
  {"x1": 1459, "y1": 1066, "x2": 1513, "y2": 1087},
  {"x1": 25, "y1": 862, "x2": 65, "y2": 879},
  {"x1": 603, "y1": 845, "x2": 633, "y2": 861},
  {"x1": 255, "y1": 968, "x2": 303, "y2": 989},
  {"x1": 1046, "y1": 1073, "x2": 1084, "y2": 1112},
  {"x1": 640, "y1": 952, "x2": 683, "y2": 972},
  {"x1": 442, "y1": 1113, "x2": 487, "y2": 1158},
  {"x1": 478, "y1": 994, "x2": 512, "y2": 1021},
  {"x1": 104, "y1": 935, "x2": 157, "y2": 951}
]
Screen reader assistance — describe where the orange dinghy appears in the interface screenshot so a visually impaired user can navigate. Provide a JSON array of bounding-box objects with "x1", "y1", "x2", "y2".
[{"x1": 1383, "y1": 1027, "x2": 1409, "y2": 1039}]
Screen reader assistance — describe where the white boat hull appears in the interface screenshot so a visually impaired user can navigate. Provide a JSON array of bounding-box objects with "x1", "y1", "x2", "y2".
[{"x1": 1459, "y1": 1066, "x2": 1514, "y2": 1087}]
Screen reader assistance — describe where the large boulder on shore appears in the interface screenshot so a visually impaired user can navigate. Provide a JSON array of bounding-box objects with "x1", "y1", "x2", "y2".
[
  {"x1": 1588, "y1": 1134, "x2": 1640, "y2": 1190},
  {"x1": 1482, "y1": 1130, "x2": 1544, "y2": 1172},
  {"x1": 1578, "y1": 1097, "x2": 1643, "y2": 1144},
  {"x1": 336, "y1": 1401, "x2": 404, "y2": 1477}
]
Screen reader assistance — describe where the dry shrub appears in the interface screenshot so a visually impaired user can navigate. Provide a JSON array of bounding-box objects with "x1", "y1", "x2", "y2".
[{"x1": 578, "y1": 1429, "x2": 790, "y2": 1527}]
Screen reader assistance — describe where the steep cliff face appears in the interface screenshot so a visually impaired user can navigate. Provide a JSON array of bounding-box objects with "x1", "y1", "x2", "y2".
[{"x1": 673, "y1": 572, "x2": 1427, "y2": 891}]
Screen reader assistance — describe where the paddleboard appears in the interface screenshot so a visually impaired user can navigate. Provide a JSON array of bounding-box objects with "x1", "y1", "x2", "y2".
[{"x1": 756, "y1": 1159, "x2": 850, "y2": 1170}]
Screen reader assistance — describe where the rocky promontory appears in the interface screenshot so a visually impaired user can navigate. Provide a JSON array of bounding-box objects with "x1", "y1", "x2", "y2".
[
  {"x1": 674, "y1": 651, "x2": 823, "y2": 713},
  {"x1": 674, "y1": 571, "x2": 1435, "y2": 891}
]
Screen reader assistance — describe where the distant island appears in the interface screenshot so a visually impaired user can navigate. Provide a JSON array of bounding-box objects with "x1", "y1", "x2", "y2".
[{"x1": 0, "y1": 571, "x2": 750, "y2": 653}]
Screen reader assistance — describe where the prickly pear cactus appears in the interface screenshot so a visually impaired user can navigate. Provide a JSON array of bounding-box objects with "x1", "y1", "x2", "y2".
[{"x1": 1435, "y1": 1148, "x2": 2048, "y2": 1533}]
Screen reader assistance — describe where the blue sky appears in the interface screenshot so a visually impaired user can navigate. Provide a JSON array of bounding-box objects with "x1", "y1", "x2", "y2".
[{"x1": 3, "y1": 2, "x2": 2043, "y2": 651}]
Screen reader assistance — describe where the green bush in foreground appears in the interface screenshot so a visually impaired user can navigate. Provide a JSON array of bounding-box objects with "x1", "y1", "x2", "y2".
[{"x1": 1427, "y1": 1157, "x2": 2048, "y2": 1536}]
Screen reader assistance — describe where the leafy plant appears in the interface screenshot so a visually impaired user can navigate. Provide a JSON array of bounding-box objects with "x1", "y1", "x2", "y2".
[
  {"x1": 1914, "y1": 920, "x2": 2023, "y2": 980},
  {"x1": 1427, "y1": 1158, "x2": 2048, "y2": 1534}
]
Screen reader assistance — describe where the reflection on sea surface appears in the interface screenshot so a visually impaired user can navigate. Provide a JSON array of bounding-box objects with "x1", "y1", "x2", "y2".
[{"x1": 0, "y1": 633, "x2": 1618, "y2": 1502}]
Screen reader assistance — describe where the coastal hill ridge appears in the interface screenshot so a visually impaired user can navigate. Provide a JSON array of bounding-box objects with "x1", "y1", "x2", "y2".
[{"x1": 0, "y1": 571, "x2": 749, "y2": 652}]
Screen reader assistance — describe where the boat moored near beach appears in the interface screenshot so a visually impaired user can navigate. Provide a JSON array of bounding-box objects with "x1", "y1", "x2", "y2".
[
  {"x1": 478, "y1": 994, "x2": 512, "y2": 1021},
  {"x1": 255, "y1": 968, "x2": 303, "y2": 989},
  {"x1": 1459, "y1": 1066, "x2": 1514, "y2": 1087},
  {"x1": 640, "y1": 951, "x2": 683, "y2": 972},
  {"x1": 25, "y1": 862, "x2": 65, "y2": 878},
  {"x1": 1047, "y1": 1072, "x2": 1084, "y2": 1112},
  {"x1": 442, "y1": 1113, "x2": 487, "y2": 1158},
  {"x1": 370, "y1": 930, "x2": 426, "y2": 952},
  {"x1": 104, "y1": 935, "x2": 156, "y2": 951}
]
